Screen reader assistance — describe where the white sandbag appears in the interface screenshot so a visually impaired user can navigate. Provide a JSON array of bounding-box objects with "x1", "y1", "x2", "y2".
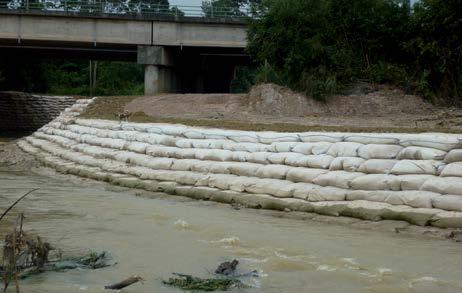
[
  {"x1": 174, "y1": 148, "x2": 197, "y2": 159},
  {"x1": 227, "y1": 162, "x2": 261, "y2": 177},
  {"x1": 430, "y1": 211, "x2": 462, "y2": 228},
  {"x1": 357, "y1": 159, "x2": 397, "y2": 174},
  {"x1": 174, "y1": 172, "x2": 203, "y2": 186},
  {"x1": 327, "y1": 142, "x2": 363, "y2": 157},
  {"x1": 207, "y1": 174, "x2": 238, "y2": 190},
  {"x1": 175, "y1": 139, "x2": 193, "y2": 148},
  {"x1": 75, "y1": 119, "x2": 121, "y2": 130},
  {"x1": 245, "y1": 179, "x2": 296, "y2": 198},
  {"x1": 304, "y1": 155, "x2": 335, "y2": 169},
  {"x1": 232, "y1": 151, "x2": 252, "y2": 162},
  {"x1": 190, "y1": 160, "x2": 213, "y2": 173},
  {"x1": 283, "y1": 153, "x2": 308, "y2": 167},
  {"x1": 307, "y1": 186, "x2": 347, "y2": 201},
  {"x1": 432, "y1": 195, "x2": 462, "y2": 212},
  {"x1": 346, "y1": 190, "x2": 438, "y2": 208},
  {"x1": 350, "y1": 174, "x2": 401, "y2": 191},
  {"x1": 397, "y1": 146, "x2": 446, "y2": 160},
  {"x1": 223, "y1": 142, "x2": 268, "y2": 152},
  {"x1": 227, "y1": 176, "x2": 257, "y2": 192},
  {"x1": 267, "y1": 153, "x2": 291, "y2": 165},
  {"x1": 329, "y1": 157, "x2": 365, "y2": 172},
  {"x1": 399, "y1": 134, "x2": 462, "y2": 151},
  {"x1": 299, "y1": 133, "x2": 344, "y2": 143},
  {"x1": 312, "y1": 171, "x2": 363, "y2": 189},
  {"x1": 125, "y1": 142, "x2": 150, "y2": 154},
  {"x1": 183, "y1": 130, "x2": 206, "y2": 139},
  {"x1": 292, "y1": 183, "x2": 318, "y2": 200},
  {"x1": 291, "y1": 143, "x2": 315, "y2": 155},
  {"x1": 200, "y1": 129, "x2": 230, "y2": 140},
  {"x1": 311, "y1": 142, "x2": 333, "y2": 155},
  {"x1": 440, "y1": 162, "x2": 462, "y2": 177},
  {"x1": 17, "y1": 140, "x2": 39, "y2": 154},
  {"x1": 421, "y1": 177, "x2": 462, "y2": 195},
  {"x1": 357, "y1": 144, "x2": 403, "y2": 159},
  {"x1": 391, "y1": 160, "x2": 444, "y2": 175},
  {"x1": 209, "y1": 162, "x2": 233, "y2": 174},
  {"x1": 226, "y1": 131, "x2": 259, "y2": 143},
  {"x1": 171, "y1": 159, "x2": 198, "y2": 171},
  {"x1": 269, "y1": 142, "x2": 301, "y2": 152},
  {"x1": 258, "y1": 132, "x2": 300, "y2": 144},
  {"x1": 208, "y1": 140, "x2": 228, "y2": 150},
  {"x1": 344, "y1": 134, "x2": 399, "y2": 145},
  {"x1": 190, "y1": 139, "x2": 214, "y2": 149},
  {"x1": 145, "y1": 145, "x2": 176, "y2": 158},
  {"x1": 247, "y1": 152, "x2": 271, "y2": 164},
  {"x1": 255, "y1": 165, "x2": 291, "y2": 179},
  {"x1": 286, "y1": 168, "x2": 327, "y2": 183},
  {"x1": 132, "y1": 156, "x2": 174, "y2": 170},
  {"x1": 397, "y1": 174, "x2": 434, "y2": 190},
  {"x1": 444, "y1": 149, "x2": 462, "y2": 163},
  {"x1": 196, "y1": 149, "x2": 234, "y2": 162}
]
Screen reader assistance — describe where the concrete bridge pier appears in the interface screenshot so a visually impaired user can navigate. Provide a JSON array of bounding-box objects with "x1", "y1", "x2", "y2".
[{"x1": 138, "y1": 46, "x2": 177, "y2": 95}]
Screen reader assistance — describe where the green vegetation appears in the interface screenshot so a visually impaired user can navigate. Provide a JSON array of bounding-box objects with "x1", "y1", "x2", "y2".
[
  {"x1": 0, "y1": 59, "x2": 144, "y2": 96},
  {"x1": 247, "y1": 0, "x2": 461, "y2": 103},
  {"x1": 163, "y1": 273, "x2": 245, "y2": 291}
]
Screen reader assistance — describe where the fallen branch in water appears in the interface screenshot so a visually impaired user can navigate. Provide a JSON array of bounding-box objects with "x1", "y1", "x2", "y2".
[
  {"x1": 163, "y1": 273, "x2": 246, "y2": 291},
  {"x1": 0, "y1": 189, "x2": 39, "y2": 223},
  {"x1": 104, "y1": 275, "x2": 143, "y2": 290}
]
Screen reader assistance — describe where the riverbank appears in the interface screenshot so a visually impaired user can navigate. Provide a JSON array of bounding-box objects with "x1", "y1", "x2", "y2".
[{"x1": 81, "y1": 84, "x2": 462, "y2": 133}]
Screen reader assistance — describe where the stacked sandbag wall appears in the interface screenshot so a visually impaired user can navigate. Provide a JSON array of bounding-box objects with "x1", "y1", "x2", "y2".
[
  {"x1": 17, "y1": 98, "x2": 462, "y2": 228},
  {"x1": 0, "y1": 92, "x2": 76, "y2": 132}
]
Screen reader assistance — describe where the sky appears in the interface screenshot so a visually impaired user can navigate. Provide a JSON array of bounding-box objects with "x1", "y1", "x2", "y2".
[{"x1": 170, "y1": 0, "x2": 203, "y2": 6}]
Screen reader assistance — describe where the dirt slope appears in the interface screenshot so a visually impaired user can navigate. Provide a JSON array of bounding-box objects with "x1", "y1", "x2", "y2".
[{"x1": 82, "y1": 83, "x2": 462, "y2": 133}]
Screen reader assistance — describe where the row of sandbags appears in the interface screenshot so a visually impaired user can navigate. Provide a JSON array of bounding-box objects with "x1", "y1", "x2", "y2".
[
  {"x1": 54, "y1": 121, "x2": 462, "y2": 164},
  {"x1": 16, "y1": 138, "x2": 462, "y2": 228},
  {"x1": 70, "y1": 119, "x2": 462, "y2": 151},
  {"x1": 22, "y1": 135, "x2": 462, "y2": 213},
  {"x1": 30, "y1": 131, "x2": 462, "y2": 195},
  {"x1": 37, "y1": 126, "x2": 462, "y2": 179}
]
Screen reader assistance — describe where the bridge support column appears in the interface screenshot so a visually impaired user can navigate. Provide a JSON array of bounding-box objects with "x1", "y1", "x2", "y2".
[{"x1": 137, "y1": 45, "x2": 176, "y2": 95}]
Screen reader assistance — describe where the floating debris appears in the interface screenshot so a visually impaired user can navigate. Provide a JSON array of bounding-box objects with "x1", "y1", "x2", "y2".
[
  {"x1": 163, "y1": 273, "x2": 246, "y2": 291},
  {"x1": 215, "y1": 259, "x2": 239, "y2": 276},
  {"x1": 104, "y1": 275, "x2": 143, "y2": 290}
]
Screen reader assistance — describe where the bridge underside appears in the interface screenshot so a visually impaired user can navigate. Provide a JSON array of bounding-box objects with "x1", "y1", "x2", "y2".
[
  {"x1": 0, "y1": 40, "x2": 250, "y2": 94},
  {"x1": 0, "y1": 13, "x2": 250, "y2": 94}
]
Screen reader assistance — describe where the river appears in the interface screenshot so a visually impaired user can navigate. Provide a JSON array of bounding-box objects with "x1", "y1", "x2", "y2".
[{"x1": 1, "y1": 170, "x2": 462, "y2": 292}]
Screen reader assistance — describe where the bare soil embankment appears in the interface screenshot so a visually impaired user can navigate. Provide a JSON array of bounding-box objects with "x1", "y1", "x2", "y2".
[{"x1": 81, "y1": 83, "x2": 462, "y2": 133}]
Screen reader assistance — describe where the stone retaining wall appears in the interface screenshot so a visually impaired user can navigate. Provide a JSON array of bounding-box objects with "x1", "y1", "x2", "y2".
[
  {"x1": 17, "y1": 98, "x2": 462, "y2": 228},
  {"x1": 0, "y1": 92, "x2": 76, "y2": 132}
]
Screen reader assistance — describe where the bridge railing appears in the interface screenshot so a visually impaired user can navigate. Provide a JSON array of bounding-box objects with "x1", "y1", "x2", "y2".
[{"x1": 0, "y1": 0, "x2": 252, "y2": 20}]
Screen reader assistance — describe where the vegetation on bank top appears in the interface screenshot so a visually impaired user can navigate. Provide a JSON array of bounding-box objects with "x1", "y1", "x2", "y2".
[
  {"x1": 0, "y1": 0, "x2": 460, "y2": 105},
  {"x1": 246, "y1": 0, "x2": 461, "y2": 104}
]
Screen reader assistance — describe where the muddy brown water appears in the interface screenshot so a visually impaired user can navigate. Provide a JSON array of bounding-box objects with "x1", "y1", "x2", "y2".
[{"x1": 1, "y1": 171, "x2": 462, "y2": 292}]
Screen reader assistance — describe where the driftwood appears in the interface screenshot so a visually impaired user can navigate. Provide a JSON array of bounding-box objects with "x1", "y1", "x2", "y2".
[{"x1": 104, "y1": 275, "x2": 143, "y2": 290}]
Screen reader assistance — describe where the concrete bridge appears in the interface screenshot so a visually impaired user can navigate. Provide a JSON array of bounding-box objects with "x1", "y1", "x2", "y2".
[{"x1": 0, "y1": 7, "x2": 249, "y2": 94}]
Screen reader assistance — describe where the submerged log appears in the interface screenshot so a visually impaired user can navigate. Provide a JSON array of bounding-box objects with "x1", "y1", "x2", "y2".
[{"x1": 104, "y1": 275, "x2": 143, "y2": 290}]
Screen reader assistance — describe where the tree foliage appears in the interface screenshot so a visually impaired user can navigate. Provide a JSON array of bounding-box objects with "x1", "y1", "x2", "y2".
[
  {"x1": 247, "y1": 0, "x2": 461, "y2": 103},
  {"x1": 0, "y1": 60, "x2": 144, "y2": 96}
]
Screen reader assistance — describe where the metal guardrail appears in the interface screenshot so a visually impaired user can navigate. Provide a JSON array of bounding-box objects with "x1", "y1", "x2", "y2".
[{"x1": 0, "y1": 0, "x2": 252, "y2": 19}]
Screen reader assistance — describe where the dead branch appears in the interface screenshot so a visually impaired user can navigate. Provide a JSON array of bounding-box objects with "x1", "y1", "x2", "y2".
[{"x1": 0, "y1": 189, "x2": 39, "y2": 223}]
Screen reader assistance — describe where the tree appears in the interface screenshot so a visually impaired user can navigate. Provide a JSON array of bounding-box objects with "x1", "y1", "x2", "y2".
[{"x1": 409, "y1": 0, "x2": 462, "y2": 103}]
